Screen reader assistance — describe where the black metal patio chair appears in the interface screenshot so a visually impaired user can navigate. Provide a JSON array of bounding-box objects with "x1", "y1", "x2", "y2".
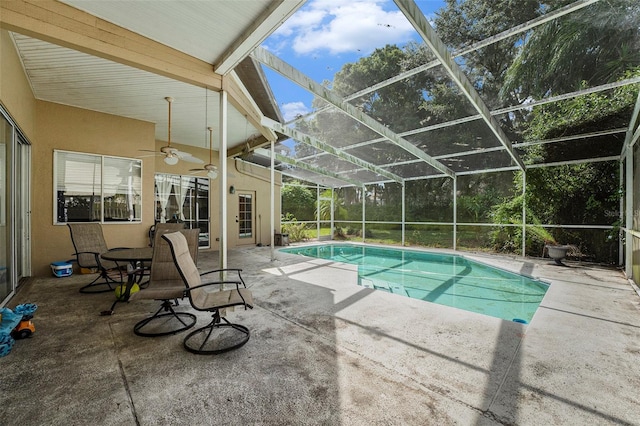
[
  {"x1": 67, "y1": 223, "x2": 127, "y2": 294},
  {"x1": 128, "y1": 228, "x2": 199, "y2": 337},
  {"x1": 162, "y1": 231, "x2": 253, "y2": 355}
]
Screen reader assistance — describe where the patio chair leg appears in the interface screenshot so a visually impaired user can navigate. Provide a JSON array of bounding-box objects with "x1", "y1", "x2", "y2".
[
  {"x1": 133, "y1": 300, "x2": 196, "y2": 337},
  {"x1": 79, "y1": 272, "x2": 120, "y2": 294},
  {"x1": 183, "y1": 313, "x2": 250, "y2": 355}
]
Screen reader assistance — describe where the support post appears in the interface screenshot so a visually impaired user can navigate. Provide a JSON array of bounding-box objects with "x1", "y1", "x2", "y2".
[
  {"x1": 270, "y1": 138, "x2": 275, "y2": 261},
  {"x1": 522, "y1": 171, "x2": 527, "y2": 258},
  {"x1": 619, "y1": 160, "x2": 624, "y2": 266},
  {"x1": 626, "y1": 147, "x2": 633, "y2": 278},
  {"x1": 402, "y1": 182, "x2": 406, "y2": 246},
  {"x1": 330, "y1": 188, "x2": 335, "y2": 240},
  {"x1": 317, "y1": 185, "x2": 321, "y2": 240},
  {"x1": 362, "y1": 185, "x2": 366, "y2": 243},
  {"x1": 219, "y1": 89, "x2": 228, "y2": 272},
  {"x1": 453, "y1": 176, "x2": 457, "y2": 250}
]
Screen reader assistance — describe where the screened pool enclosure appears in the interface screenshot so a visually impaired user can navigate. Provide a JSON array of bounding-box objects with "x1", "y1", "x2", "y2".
[{"x1": 242, "y1": 0, "x2": 640, "y2": 280}]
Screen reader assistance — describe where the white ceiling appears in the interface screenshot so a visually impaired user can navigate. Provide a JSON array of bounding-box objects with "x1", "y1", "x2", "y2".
[
  {"x1": 12, "y1": 33, "x2": 252, "y2": 151},
  {"x1": 8, "y1": 0, "x2": 304, "y2": 153}
]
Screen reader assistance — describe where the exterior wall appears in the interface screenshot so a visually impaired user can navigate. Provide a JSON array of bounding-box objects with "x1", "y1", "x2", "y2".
[
  {"x1": 0, "y1": 29, "x2": 37, "y2": 277},
  {"x1": 0, "y1": 30, "x2": 36, "y2": 141},
  {"x1": 227, "y1": 159, "x2": 282, "y2": 248},
  {"x1": 33, "y1": 101, "x2": 156, "y2": 277}
]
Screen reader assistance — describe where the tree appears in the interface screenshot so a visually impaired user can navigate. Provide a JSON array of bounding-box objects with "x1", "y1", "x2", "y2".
[
  {"x1": 333, "y1": 44, "x2": 426, "y2": 132},
  {"x1": 435, "y1": 0, "x2": 541, "y2": 111},
  {"x1": 281, "y1": 182, "x2": 316, "y2": 221},
  {"x1": 316, "y1": 189, "x2": 347, "y2": 221},
  {"x1": 501, "y1": 0, "x2": 640, "y2": 100}
]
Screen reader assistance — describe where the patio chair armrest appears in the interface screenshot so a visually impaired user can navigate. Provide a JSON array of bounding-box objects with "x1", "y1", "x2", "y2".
[
  {"x1": 74, "y1": 250, "x2": 102, "y2": 265},
  {"x1": 185, "y1": 280, "x2": 250, "y2": 308},
  {"x1": 185, "y1": 280, "x2": 244, "y2": 293},
  {"x1": 200, "y1": 268, "x2": 246, "y2": 287},
  {"x1": 75, "y1": 250, "x2": 100, "y2": 256}
]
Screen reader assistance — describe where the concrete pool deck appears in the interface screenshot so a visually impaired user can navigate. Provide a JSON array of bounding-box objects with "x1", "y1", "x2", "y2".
[{"x1": 1, "y1": 244, "x2": 639, "y2": 425}]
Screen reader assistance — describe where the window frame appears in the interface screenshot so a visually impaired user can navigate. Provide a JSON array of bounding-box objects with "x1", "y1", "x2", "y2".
[
  {"x1": 154, "y1": 172, "x2": 210, "y2": 248},
  {"x1": 53, "y1": 149, "x2": 142, "y2": 225}
]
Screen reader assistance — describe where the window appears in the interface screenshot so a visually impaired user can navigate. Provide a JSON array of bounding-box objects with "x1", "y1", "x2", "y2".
[
  {"x1": 154, "y1": 173, "x2": 210, "y2": 247},
  {"x1": 54, "y1": 150, "x2": 142, "y2": 223}
]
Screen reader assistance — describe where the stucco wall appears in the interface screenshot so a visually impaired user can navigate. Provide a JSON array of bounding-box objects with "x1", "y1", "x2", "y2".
[
  {"x1": 0, "y1": 29, "x2": 36, "y2": 278},
  {"x1": 33, "y1": 101, "x2": 156, "y2": 276},
  {"x1": 0, "y1": 30, "x2": 36, "y2": 141},
  {"x1": 32, "y1": 106, "x2": 282, "y2": 277}
]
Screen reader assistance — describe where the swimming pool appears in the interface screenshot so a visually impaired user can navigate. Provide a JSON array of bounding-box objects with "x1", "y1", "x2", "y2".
[{"x1": 280, "y1": 244, "x2": 548, "y2": 323}]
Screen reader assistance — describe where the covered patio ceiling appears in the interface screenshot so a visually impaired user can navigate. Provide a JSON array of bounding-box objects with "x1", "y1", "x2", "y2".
[
  {"x1": 2, "y1": 0, "x2": 303, "y2": 154},
  {"x1": 2, "y1": 0, "x2": 639, "y2": 187}
]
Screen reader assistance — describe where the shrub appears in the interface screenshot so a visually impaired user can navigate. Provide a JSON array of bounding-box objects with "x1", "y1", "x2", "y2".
[{"x1": 281, "y1": 213, "x2": 309, "y2": 243}]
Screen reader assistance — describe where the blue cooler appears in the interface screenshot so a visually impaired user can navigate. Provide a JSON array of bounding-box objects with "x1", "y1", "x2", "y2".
[{"x1": 51, "y1": 261, "x2": 72, "y2": 278}]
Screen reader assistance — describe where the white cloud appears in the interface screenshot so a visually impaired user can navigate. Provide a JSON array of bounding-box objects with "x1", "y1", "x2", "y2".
[
  {"x1": 281, "y1": 101, "x2": 310, "y2": 121},
  {"x1": 271, "y1": 0, "x2": 416, "y2": 56}
]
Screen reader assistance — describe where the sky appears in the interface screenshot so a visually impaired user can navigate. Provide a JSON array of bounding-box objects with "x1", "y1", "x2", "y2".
[{"x1": 261, "y1": 0, "x2": 445, "y2": 121}]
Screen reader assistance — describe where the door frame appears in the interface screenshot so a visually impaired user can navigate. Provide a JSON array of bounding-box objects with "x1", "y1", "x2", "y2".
[{"x1": 236, "y1": 191, "x2": 256, "y2": 246}]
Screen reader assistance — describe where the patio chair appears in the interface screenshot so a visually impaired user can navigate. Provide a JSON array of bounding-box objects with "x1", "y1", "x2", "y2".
[
  {"x1": 128, "y1": 228, "x2": 199, "y2": 337},
  {"x1": 67, "y1": 223, "x2": 127, "y2": 294},
  {"x1": 162, "y1": 231, "x2": 254, "y2": 355},
  {"x1": 148, "y1": 222, "x2": 185, "y2": 247}
]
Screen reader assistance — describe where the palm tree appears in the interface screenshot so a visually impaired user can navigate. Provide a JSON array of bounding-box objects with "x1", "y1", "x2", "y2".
[{"x1": 501, "y1": 0, "x2": 640, "y2": 100}]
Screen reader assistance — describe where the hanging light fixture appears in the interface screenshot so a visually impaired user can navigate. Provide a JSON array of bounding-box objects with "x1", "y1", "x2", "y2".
[
  {"x1": 162, "y1": 97, "x2": 179, "y2": 165},
  {"x1": 206, "y1": 127, "x2": 218, "y2": 179},
  {"x1": 189, "y1": 127, "x2": 218, "y2": 179}
]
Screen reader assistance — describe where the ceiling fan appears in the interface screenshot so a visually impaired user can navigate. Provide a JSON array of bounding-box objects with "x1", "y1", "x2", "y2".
[
  {"x1": 139, "y1": 97, "x2": 203, "y2": 165},
  {"x1": 190, "y1": 127, "x2": 218, "y2": 179}
]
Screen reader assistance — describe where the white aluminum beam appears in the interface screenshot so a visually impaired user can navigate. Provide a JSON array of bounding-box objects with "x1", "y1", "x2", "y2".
[
  {"x1": 301, "y1": 78, "x2": 639, "y2": 164},
  {"x1": 395, "y1": 0, "x2": 525, "y2": 171},
  {"x1": 454, "y1": 0, "x2": 599, "y2": 57},
  {"x1": 330, "y1": 127, "x2": 626, "y2": 181},
  {"x1": 624, "y1": 90, "x2": 640, "y2": 151},
  {"x1": 251, "y1": 47, "x2": 455, "y2": 178},
  {"x1": 497, "y1": 77, "x2": 640, "y2": 116},
  {"x1": 274, "y1": 153, "x2": 364, "y2": 187},
  {"x1": 620, "y1": 87, "x2": 640, "y2": 159},
  {"x1": 262, "y1": 117, "x2": 404, "y2": 184},
  {"x1": 214, "y1": 0, "x2": 306, "y2": 75}
]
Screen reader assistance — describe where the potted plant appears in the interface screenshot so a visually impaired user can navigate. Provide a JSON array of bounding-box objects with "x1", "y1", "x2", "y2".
[
  {"x1": 526, "y1": 220, "x2": 575, "y2": 266},
  {"x1": 544, "y1": 243, "x2": 573, "y2": 265}
]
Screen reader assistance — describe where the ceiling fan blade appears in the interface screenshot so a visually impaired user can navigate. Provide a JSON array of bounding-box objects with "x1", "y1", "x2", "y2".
[
  {"x1": 180, "y1": 155, "x2": 204, "y2": 164},
  {"x1": 188, "y1": 168, "x2": 205, "y2": 172},
  {"x1": 175, "y1": 150, "x2": 204, "y2": 163}
]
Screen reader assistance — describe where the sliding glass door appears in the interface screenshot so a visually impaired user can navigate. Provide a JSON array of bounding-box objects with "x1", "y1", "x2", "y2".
[
  {"x1": 0, "y1": 110, "x2": 31, "y2": 306},
  {"x1": 0, "y1": 116, "x2": 9, "y2": 303},
  {"x1": 154, "y1": 173, "x2": 210, "y2": 248}
]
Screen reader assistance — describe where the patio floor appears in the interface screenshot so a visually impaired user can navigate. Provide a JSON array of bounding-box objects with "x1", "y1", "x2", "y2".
[{"x1": 1, "y1": 244, "x2": 639, "y2": 425}]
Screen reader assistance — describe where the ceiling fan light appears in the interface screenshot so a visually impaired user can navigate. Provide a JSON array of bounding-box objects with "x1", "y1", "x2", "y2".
[
  {"x1": 207, "y1": 169, "x2": 218, "y2": 179},
  {"x1": 164, "y1": 155, "x2": 179, "y2": 165}
]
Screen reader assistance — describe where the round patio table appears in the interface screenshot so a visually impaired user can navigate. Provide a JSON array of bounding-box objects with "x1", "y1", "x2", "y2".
[{"x1": 100, "y1": 247, "x2": 153, "y2": 315}]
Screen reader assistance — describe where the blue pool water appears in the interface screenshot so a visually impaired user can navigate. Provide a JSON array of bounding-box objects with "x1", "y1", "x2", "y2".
[{"x1": 280, "y1": 244, "x2": 549, "y2": 323}]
